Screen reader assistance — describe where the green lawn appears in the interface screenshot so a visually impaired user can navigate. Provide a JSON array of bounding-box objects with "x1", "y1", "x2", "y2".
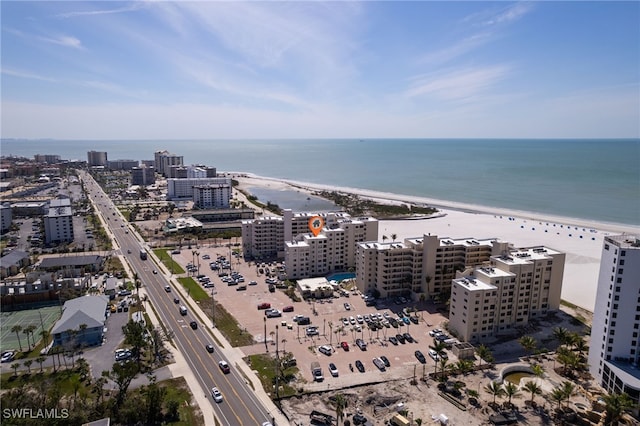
[
  {"x1": 176, "y1": 277, "x2": 209, "y2": 302},
  {"x1": 154, "y1": 249, "x2": 186, "y2": 275}
]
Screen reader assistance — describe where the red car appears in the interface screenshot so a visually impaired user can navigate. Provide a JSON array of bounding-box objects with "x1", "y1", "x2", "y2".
[
  {"x1": 340, "y1": 341, "x2": 349, "y2": 351},
  {"x1": 282, "y1": 306, "x2": 294, "y2": 312},
  {"x1": 257, "y1": 302, "x2": 271, "y2": 310}
]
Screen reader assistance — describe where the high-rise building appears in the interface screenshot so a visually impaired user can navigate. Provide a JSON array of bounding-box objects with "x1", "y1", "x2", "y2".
[
  {"x1": 87, "y1": 151, "x2": 108, "y2": 167},
  {"x1": 167, "y1": 177, "x2": 231, "y2": 200},
  {"x1": 193, "y1": 182, "x2": 232, "y2": 209},
  {"x1": 154, "y1": 150, "x2": 183, "y2": 177},
  {"x1": 108, "y1": 159, "x2": 138, "y2": 170},
  {"x1": 44, "y1": 198, "x2": 74, "y2": 244},
  {"x1": 356, "y1": 235, "x2": 507, "y2": 299},
  {"x1": 241, "y1": 209, "x2": 378, "y2": 278},
  {"x1": 588, "y1": 235, "x2": 640, "y2": 406},
  {"x1": 131, "y1": 166, "x2": 156, "y2": 186},
  {"x1": 449, "y1": 246, "x2": 565, "y2": 343},
  {"x1": 34, "y1": 154, "x2": 61, "y2": 164}
]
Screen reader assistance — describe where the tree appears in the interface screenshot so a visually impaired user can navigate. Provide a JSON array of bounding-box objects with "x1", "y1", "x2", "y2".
[
  {"x1": 40, "y1": 330, "x2": 50, "y2": 348},
  {"x1": 382, "y1": 235, "x2": 388, "y2": 244},
  {"x1": 78, "y1": 323, "x2": 88, "y2": 347},
  {"x1": 11, "y1": 325, "x2": 23, "y2": 352},
  {"x1": 552, "y1": 327, "x2": 571, "y2": 347},
  {"x1": 531, "y1": 363, "x2": 545, "y2": 378},
  {"x1": 484, "y1": 381, "x2": 505, "y2": 405},
  {"x1": 142, "y1": 375, "x2": 166, "y2": 424},
  {"x1": 503, "y1": 382, "x2": 521, "y2": 405},
  {"x1": 391, "y1": 233, "x2": 397, "y2": 242},
  {"x1": 602, "y1": 392, "x2": 634, "y2": 426},
  {"x1": 333, "y1": 393, "x2": 348, "y2": 426},
  {"x1": 106, "y1": 360, "x2": 140, "y2": 408},
  {"x1": 147, "y1": 326, "x2": 171, "y2": 365},
  {"x1": 523, "y1": 381, "x2": 542, "y2": 404},
  {"x1": 476, "y1": 344, "x2": 492, "y2": 367},
  {"x1": 133, "y1": 272, "x2": 141, "y2": 297},
  {"x1": 24, "y1": 325, "x2": 37, "y2": 351},
  {"x1": 23, "y1": 359, "x2": 33, "y2": 374},
  {"x1": 35, "y1": 356, "x2": 46, "y2": 373},
  {"x1": 518, "y1": 335, "x2": 537, "y2": 357},
  {"x1": 122, "y1": 320, "x2": 147, "y2": 366},
  {"x1": 10, "y1": 362, "x2": 20, "y2": 376}
]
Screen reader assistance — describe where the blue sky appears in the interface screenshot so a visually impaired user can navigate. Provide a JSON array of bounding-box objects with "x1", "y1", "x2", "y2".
[{"x1": 1, "y1": 1, "x2": 638, "y2": 139}]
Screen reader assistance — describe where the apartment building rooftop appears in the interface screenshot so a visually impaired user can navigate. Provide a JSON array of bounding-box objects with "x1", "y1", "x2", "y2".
[
  {"x1": 495, "y1": 246, "x2": 560, "y2": 264},
  {"x1": 453, "y1": 276, "x2": 496, "y2": 292}
]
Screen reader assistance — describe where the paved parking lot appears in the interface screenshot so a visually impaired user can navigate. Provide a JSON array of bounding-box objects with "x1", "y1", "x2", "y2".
[{"x1": 171, "y1": 246, "x2": 454, "y2": 388}]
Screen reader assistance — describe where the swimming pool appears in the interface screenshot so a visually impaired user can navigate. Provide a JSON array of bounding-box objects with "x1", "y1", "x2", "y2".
[{"x1": 327, "y1": 272, "x2": 356, "y2": 282}]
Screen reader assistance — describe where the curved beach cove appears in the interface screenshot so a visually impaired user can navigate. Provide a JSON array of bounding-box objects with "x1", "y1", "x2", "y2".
[{"x1": 234, "y1": 173, "x2": 640, "y2": 313}]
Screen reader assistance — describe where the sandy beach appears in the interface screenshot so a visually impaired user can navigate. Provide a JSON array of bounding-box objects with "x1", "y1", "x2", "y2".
[{"x1": 233, "y1": 173, "x2": 639, "y2": 312}]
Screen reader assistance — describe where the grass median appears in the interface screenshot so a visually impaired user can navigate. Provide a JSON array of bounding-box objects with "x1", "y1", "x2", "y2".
[{"x1": 176, "y1": 277, "x2": 209, "y2": 302}]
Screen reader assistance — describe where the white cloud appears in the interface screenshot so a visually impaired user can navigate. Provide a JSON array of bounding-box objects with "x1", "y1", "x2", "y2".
[
  {"x1": 1, "y1": 67, "x2": 57, "y2": 82},
  {"x1": 405, "y1": 65, "x2": 510, "y2": 101},
  {"x1": 55, "y1": 3, "x2": 145, "y2": 19}
]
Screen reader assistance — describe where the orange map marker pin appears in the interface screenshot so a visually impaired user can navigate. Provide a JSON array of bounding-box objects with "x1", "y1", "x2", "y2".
[{"x1": 308, "y1": 216, "x2": 324, "y2": 237}]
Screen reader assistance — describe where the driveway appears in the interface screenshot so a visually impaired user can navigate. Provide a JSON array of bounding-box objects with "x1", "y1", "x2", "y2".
[{"x1": 82, "y1": 307, "x2": 130, "y2": 379}]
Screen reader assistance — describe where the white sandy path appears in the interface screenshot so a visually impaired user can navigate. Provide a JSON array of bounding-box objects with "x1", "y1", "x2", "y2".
[{"x1": 232, "y1": 173, "x2": 640, "y2": 312}]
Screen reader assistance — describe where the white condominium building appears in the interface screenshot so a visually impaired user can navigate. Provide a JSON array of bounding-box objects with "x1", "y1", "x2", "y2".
[
  {"x1": 283, "y1": 210, "x2": 378, "y2": 279},
  {"x1": 242, "y1": 209, "x2": 378, "y2": 278},
  {"x1": 242, "y1": 216, "x2": 285, "y2": 260},
  {"x1": 356, "y1": 234, "x2": 507, "y2": 299},
  {"x1": 449, "y1": 246, "x2": 565, "y2": 343},
  {"x1": 167, "y1": 177, "x2": 231, "y2": 200},
  {"x1": 44, "y1": 198, "x2": 74, "y2": 244},
  {"x1": 154, "y1": 150, "x2": 183, "y2": 177},
  {"x1": 193, "y1": 182, "x2": 232, "y2": 209},
  {"x1": 588, "y1": 235, "x2": 640, "y2": 407}
]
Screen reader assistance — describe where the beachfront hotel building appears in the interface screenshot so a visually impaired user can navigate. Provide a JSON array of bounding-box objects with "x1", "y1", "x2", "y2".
[
  {"x1": 448, "y1": 246, "x2": 565, "y2": 343},
  {"x1": 131, "y1": 165, "x2": 156, "y2": 186},
  {"x1": 355, "y1": 235, "x2": 505, "y2": 299},
  {"x1": 166, "y1": 177, "x2": 232, "y2": 200},
  {"x1": 588, "y1": 235, "x2": 640, "y2": 407},
  {"x1": 241, "y1": 209, "x2": 378, "y2": 278}
]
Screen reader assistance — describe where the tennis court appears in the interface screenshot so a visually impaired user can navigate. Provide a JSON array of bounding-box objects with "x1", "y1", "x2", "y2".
[{"x1": 0, "y1": 306, "x2": 61, "y2": 352}]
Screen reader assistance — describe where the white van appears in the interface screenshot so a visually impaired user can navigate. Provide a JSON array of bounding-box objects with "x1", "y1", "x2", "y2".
[{"x1": 179, "y1": 306, "x2": 187, "y2": 316}]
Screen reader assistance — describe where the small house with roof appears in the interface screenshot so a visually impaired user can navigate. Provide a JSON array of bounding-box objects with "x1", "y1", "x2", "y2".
[
  {"x1": 0, "y1": 250, "x2": 30, "y2": 279},
  {"x1": 51, "y1": 295, "x2": 109, "y2": 349}
]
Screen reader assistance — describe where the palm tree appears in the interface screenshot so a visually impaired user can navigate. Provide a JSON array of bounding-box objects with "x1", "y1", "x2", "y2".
[
  {"x1": 391, "y1": 233, "x2": 397, "y2": 242},
  {"x1": 133, "y1": 272, "x2": 140, "y2": 296},
  {"x1": 560, "y1": 381, "x2": 575, "y2": 407},
  {"x1": 40, "y1": 330, "x2": 50, "y2": 348},
  {"x1": 476, "y1": 344, "x2": 492, "y2": 367},
  {"x1": 573, "y1": 338, "x2": 589, "y2": 358},
  {"x1": 23, "y1": 359, "x2": 33, "y2": 374},
  {"x1": 333, "y1": 393, "x2": 348, "y2": 426},
  {"x1": 35, "y1": 356, "x2": 46, "y2": 373},
  {"x1": 23, "y1": 326, "x2": 34, "y2": 351},
  {"x1": 503, "y1": 382, "x2": 521, "y2": 405},
  {"x1": 11, "y1": 325, "x2": 23, "y2": 352},
  {"x1": 281, "y1": 338, "x2": 287, "y2": 354},
  {"x1": 10, "y1": 362, "x2": 20, "y2": 376},
  {"x1": 382, "y1": 235, "x2": 388, "y2": 244},
  {"x1": 518, "y1": 335, "x2": 537, "y2": 357},
  {"x1": 549, "y1": 387, "x2": 565, "y2": 411},
  {"x1": 602, "y1": 392, "x2": 635, "y2": 426},
  {"x1": 531, "y1": 363, "x2": 545, "y2": 378},
  {"x1": 552, "y1": 326, "x2": 570, "y2": 347},
  {"x1": 523, "y1": 381, "x2": 542, "y2": 405},
  {"x1": 484, "y1": 381, "x2": 506, "y2": 405}
]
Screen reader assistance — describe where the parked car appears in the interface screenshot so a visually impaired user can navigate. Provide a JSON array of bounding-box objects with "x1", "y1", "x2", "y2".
[
  {"x1": 372, "y1": 357, "x2": 386, "y2": 371},
  {"x1": 428, "y1": 349, "x2": 439, "y2": 361},
  {"x1": 355, "y1": 338, "x2": 367, "y2": 351},
  {"x1": 318, "y1": 345, "x2": 332, "y2": 356},
  {"x1": 257, "y1": 302, "x2": 271, "y2": 310},
  {"x1": 328, "y1": 362, "x2": 339, "y2": 377},
  {"x1": 395, "y1": 333, "x2": 406, "y2": 344},
  {"x1": 380, "y1": 355, "x2": 390, "y2": 367},
  {"x1": 340, "y1": 341, "x2": 349, "y2": 351},
  {"x1": 282, "y1": 305, "x2": 294, "y2": 312},
  {"x1": 403, "y1": 333, "x2": 414, "y2": 343},
  {"x1": 1, "y1": 351, "x2": 15, "y2": 363},
  {"x1": 388, "y1": 336, "x2": 398, "y2": 345},
  {"x1": 415, "y1": 350, "x2": 426, "y2": 364},
  {"x1": 355, "y1": 360, "x2": 365, "y2": 373}
]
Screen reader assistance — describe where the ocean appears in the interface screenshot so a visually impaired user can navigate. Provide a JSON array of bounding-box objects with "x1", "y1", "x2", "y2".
[{"x1": 2, "y1": 138, "x2": 638, "y2": 225}]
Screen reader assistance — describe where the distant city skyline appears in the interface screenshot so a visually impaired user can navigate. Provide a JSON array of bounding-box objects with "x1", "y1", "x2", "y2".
[{"x1": 1, "y1": 1, "x2": 638, "y2": 139}]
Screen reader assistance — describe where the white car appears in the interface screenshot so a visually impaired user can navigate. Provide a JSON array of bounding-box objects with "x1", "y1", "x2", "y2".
[
  {"x1": 328, "y1": 362, "x2": 339, "y2": 377},
  {"x1": 356, "y1": 315, "x2": 364, "y2": 324},
  {"x1": 318, "y1": 345, "x2": 332, "y2": 356},
  {"x1": 1, "y1": 351, "x2": 15, "y2": 363},
  {"x1": 211, "y1": 387, "x2": 223, "y2": 403}
]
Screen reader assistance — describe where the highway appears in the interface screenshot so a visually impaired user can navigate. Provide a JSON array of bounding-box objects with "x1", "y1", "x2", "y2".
[{"x1": 80, "y1": 170, "x2": 274, "y2": 426}]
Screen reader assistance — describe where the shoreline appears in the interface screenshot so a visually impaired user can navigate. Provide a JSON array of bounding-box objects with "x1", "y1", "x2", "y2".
[
  {"x1": 232, "y1": 172, "x2": 639, "y2": 312},
  {"x1": 232, "y1": 172, "x2": 639, "y2": 234}
]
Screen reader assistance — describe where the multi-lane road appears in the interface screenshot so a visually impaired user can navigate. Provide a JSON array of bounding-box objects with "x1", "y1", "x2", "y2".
[{"x1": 80, "y1": 171, "x2": 274, "y2": 426}]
